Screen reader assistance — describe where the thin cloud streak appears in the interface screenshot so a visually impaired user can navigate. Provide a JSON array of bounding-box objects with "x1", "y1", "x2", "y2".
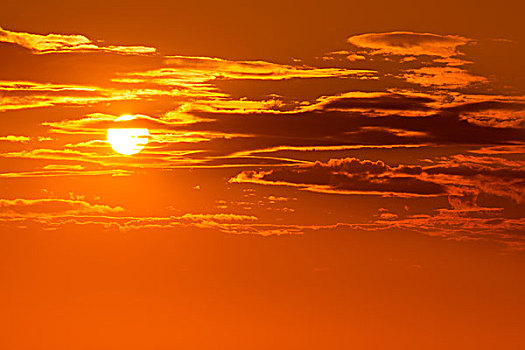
[{"x1": 0, "y1": 26, "x2": 156, "y2": 55}]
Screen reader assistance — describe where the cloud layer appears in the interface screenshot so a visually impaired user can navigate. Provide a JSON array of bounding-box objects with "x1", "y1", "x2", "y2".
[{"x1": 1, "y1": 27, "x2": 523, "y2": 249}]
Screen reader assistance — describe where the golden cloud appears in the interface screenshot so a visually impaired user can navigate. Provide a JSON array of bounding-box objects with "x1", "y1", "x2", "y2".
[
  {"x1": 400, "y1": 67, "x2": 487, "y2": 88},
  {"x1": 0, "y1": 135, "x2": 31, "y2": 143},
  {"x1": 0, "y1": 198, "x2": 124, "y2": 216},
  {"x1": 0, "y1": 26, "x2": 156, "y2": 55},
  {"x1": 120, "y1": 55, "x2": 376, "y2": 83},
  {"x1": 0, "y1": 80, "x2": 201, "y2": 112},
  {"x1": 347, "y1": 31, "x2": 472, "y2": 57}
]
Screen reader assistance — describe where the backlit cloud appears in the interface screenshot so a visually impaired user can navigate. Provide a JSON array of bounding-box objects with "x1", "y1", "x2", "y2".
[
  {"x1": 401, "y1": 67, "x2": 488, "y2": 88},
  {"x1": 0, "y1": 26, "x2": 156, "y2": 55},
  {"x1": 0, "y1": 80, "x2": 202, "y2": 112},
  {"x1": 0, "y1": 135, "x2": 31, "y2": 143},
  {"x1": 1, "y1": 26, "x2": 523, "y2": 249},
  {"x1": 0, "y1": 197, "x2": 123, "y2": 216},
  {"x1": 120, "y1": 55, "x2": 376, "y2": 83},
  {"x1": 347, "y1": 31, "x2": 472, "y2": 58},
  {"x1": 231, "y1": 156, "x2": 525, "y2": 202},
  {"x1": 230, "y1": 158, "x2": 447, "y2": 197}
]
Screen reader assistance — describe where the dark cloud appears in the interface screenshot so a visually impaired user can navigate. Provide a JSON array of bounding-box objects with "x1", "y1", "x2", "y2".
[
  {"x1": 231, "y1": 155, "x2": 525, "y2": 203},
  {"x1": 181, "y1": 108, "x2": 525, "y2": 151},
  {"x1": 320, "y1": 93, "x2": 435, "y2": 111},
  {"x1": 445, "y1": 101, "x2": 525, "y2": 114},
  {"x1": 231, "y1": 158, "x2": 447, "y2": 197},
  {"x1": 33, "y1": 93, "x2": 525, "y2": 171}
]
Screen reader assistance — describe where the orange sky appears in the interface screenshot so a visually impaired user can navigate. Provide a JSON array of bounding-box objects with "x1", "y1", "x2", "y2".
[{"x1": 1, "y1": 1, "x2": 525, "y2": 349}]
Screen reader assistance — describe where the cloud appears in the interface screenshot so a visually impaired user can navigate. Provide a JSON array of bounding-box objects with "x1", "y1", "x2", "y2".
[
  {"x1": 0, "y1": 80, "x2": 202, "y2": 112},
  {"x1": 321, "y1": 51, "x2": 366, "y2": 62},
  {"x1": 0, "y1": 26, "x2": 156, "y2": 55},
  {"x1": 0, "y1": 81, "x2": 130, "y2": 111},
  {"x1": 230, "y1": 155, "x2": 525, "y2": 202},
  {"x1": 0, "y1": 198, "x2": 124, "y2": 216},
  {"x1": 469, "y1": 144, "x2": 525, "y2": 155},
  {"x1": 0, "y1": 169, "x2": 132, "y2": 179},
  {"x1": 42, "y1": 113, "x2": 150, "y2": 134},
  {"x1": 372, "y1": 208, "x2": 525, "y2": 249},
  {"x1": 180, "y1": 213, "x2": 258, "y2": 222},
  {"x1": 230, "y1": 158, "x2": 447, "y2": 197},
  {"x1": 343, "y1": 33, "x2": 488, "y2": 90},
  {"x1": 400, "y1": 67, "x2": 488, "y2": 89},
  {"x1": 0, "y1": 87, "x2": 520, "y2": 178},
  {"x1": 0, "y1": 199, "x2": 361, "y2": 236},
  {"x1": 182, "y1": 103, "x2": 525, "y2": 151},
  {"x1": 227, "y1": 154, "x2": 525, "y2": 247},
  {"x1": 0, "y1": 135, "x2": 31, "y2": 143},
  {"x1": 422, "y1": 154, "x2": 525, "y2": 203},
  {"x1": 177, "y1": 97, "x2": 289, "y2": 114},
  {"x1": 346, "y1": 54, "x2": 366, "y2": 61},
  {"x1": 347, "y1": 31, "x2": 472, "y2": 58},
  {"x1": 445, "y1": 100, "x2": 525, "y2": 127},
  {"x1": 112, "y1": 54, "x2": 376, "y2": 116},
  {"x1": 312, "y1": 91, "x2": 435, "y2": 114},
  {"x1": 0, "y1": 196, "x2": 307, "y2": 236},
  {"x1": 0, "y1": 25, "x2": 523, "y2": 252},
  {"x1": 120, "y1": 55, "x2": 376, "y2": 83},
  {"x1": 25, "y1": 94, "x2": 523, "y2": 172},
  {"x1": 2, "y1": 52, "x2": 373, "y2": 114}
]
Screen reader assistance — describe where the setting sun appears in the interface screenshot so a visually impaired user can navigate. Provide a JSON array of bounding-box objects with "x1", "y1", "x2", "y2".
[{"x1": 107, "y1": 115, "x2": 149, "y2": 155}]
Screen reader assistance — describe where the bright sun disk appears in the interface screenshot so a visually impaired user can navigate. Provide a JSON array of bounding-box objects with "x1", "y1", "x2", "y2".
[{"x1": 107, "y1": 115, "x2": 149, "y2": 155}]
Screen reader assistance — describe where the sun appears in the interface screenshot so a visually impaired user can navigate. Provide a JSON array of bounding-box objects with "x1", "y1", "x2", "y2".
[{"x1": 107, "y1": 115, "x2": 149, "y2": 155}]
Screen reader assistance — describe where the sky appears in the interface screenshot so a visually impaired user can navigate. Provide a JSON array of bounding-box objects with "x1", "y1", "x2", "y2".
[{"x1": 1, "y1": 0, "x2": 525, "y2": 348}]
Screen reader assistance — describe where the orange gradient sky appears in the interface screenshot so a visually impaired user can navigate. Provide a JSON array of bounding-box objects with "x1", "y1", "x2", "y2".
[{"x1": 1, "y1": 1, "x2": 525, "y2": 349}]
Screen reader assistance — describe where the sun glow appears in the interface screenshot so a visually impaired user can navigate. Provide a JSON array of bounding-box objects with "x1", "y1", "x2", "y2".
[{"x1": 107, "y1": 115, "x2": 149, "y2": 155}]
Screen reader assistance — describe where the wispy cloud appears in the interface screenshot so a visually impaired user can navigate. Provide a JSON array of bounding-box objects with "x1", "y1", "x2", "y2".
[
  {"x1": 0, "y1": 135, "x2": 31, "y2": 143},
  {"x1": 0, "y1": 26, "x2": 156, "y2": 55},
  {"x1": 0, "y1": 80, "x2": 133, "y2": 111},
  {"x1": 117, "y1": 55, "x2": 376, "y2": 86},
  {"x1": 0, "y1": 80, "x2": 203, "y2": 112},
  {"x1": 0, "y1": 197, "x2": 124, "y2": 216},
  {"x1": 0, "y1": 195, "x2": 308, "y2": 236},
  {"x1": 372, "y1": 208, "x2": 525, "y2": 249}
]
